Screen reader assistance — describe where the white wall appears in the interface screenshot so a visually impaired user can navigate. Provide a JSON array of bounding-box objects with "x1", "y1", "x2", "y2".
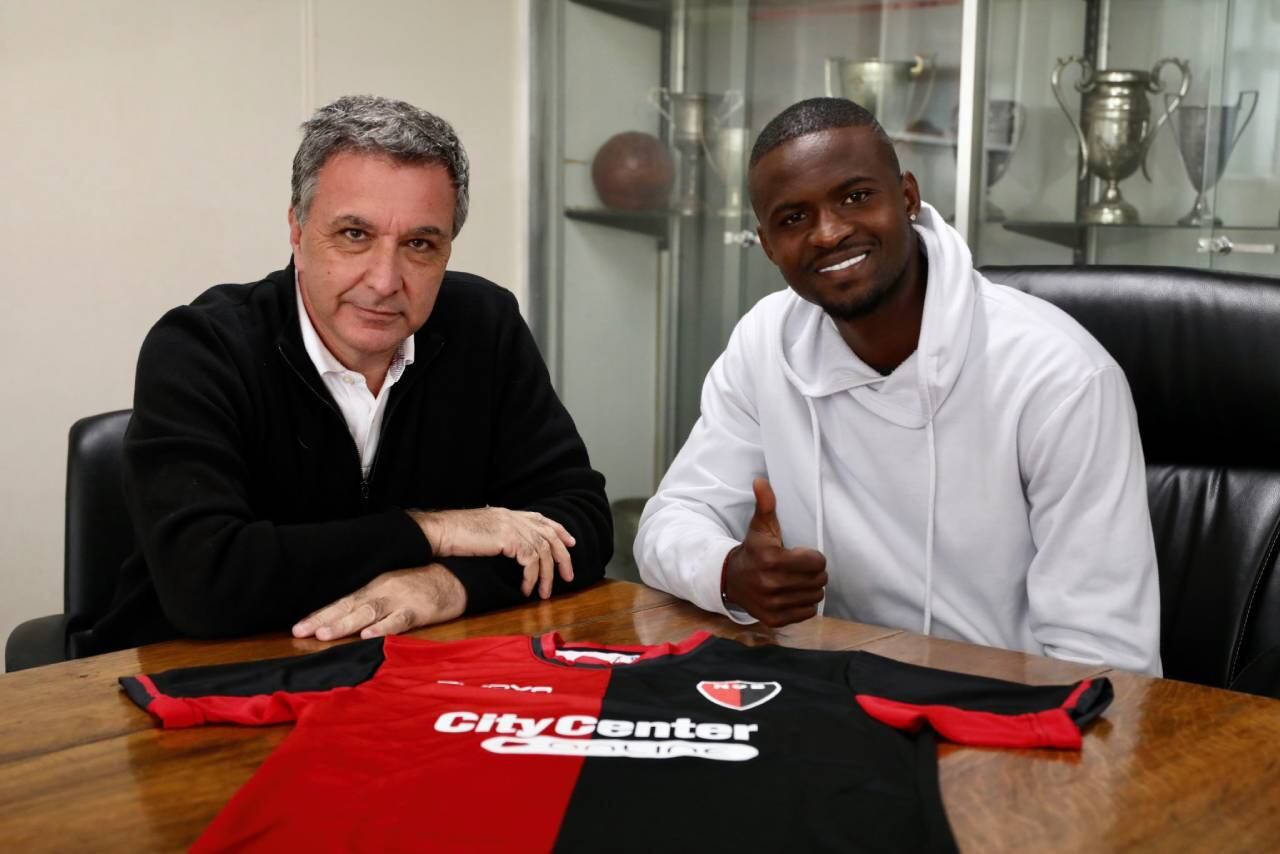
[{"x1": 0, "y1": 0, "x2": 528, "y2": 656}]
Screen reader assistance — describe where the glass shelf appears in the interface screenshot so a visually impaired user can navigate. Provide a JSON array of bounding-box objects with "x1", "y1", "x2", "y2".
[
  {"x1": 568, "y1": 0, "x2": 667, "y2": 30},
  {"x1": 893, "y1": 131, "x2": 954, "y2": 147},
  {"x1": 1003, "y1": 220, "x2": 1280, "y2": 249},
  {"x1": 563, "y1": 206, "x2": 670, "y2": 242},
  {"x1": 564, "y1": 206, "x2": 756, "y2": 240},
  {"x1": 893, "y1": 131, "x2": 1018, "y2": 155}
]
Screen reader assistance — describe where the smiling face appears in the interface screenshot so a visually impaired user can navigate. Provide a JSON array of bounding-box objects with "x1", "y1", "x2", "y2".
[
  {"x1": 289, "y1": 150, "x2": 455, "y2": 376},
  {"x1": 749, "y1": 125, "x2": 921, "y2": 321}
]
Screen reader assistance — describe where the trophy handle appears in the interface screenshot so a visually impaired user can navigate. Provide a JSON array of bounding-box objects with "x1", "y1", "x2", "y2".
[
  {"x1": 824, "y1": 58, "x2": 843, "y2": 98},
  {"x1": 1231, "y1": 90, "x2": 1259, "y2": 151},
  {"x1": 1051, "y1": 56, "x2": 1094, "y2": 181},
  {"x1": 1163, "y1": 92, "x2": 1184, "y2": 151},
  {"x1": 648, "y1": 87, "x2": 673, "y2": 123},
  {"x1": 716, "y1": 90, "x2": 745, "y2": 126},
  {"x1": 1140, "y1": 58, "x2": 1190, "y2": 180},
  {"x1": 907, "y1": 54, "x2": 936, "y2": 128},
  {"x1": 1010, "y1": 102, "x2": 1026, "y2": 148}
]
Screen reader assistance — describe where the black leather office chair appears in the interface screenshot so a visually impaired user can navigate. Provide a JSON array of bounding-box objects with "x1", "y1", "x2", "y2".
[
  {"x1": 983, "y1": 266, "x2": 1280, "y2": 697},
  {"x1": 5, "y1": 410, "x2": 134, "y2": 672}
]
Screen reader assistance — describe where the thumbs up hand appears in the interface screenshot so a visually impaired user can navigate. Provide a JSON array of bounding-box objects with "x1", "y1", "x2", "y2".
[{"x1": 722, "y1": 478, "x2": 828, "y2": 628}]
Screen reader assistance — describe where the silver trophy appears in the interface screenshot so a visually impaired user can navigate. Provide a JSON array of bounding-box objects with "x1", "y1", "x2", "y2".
[
  {"x1": 649, "y1": 88, "x2": 744, "y2": 215},
  {"x1": 1168, "y1": 91, "x2": 1258, "y2": 227},
  {"x1": 824, "y1": 56, "x2": 936, "y2": 134},
  {"x1": 706, "y1": 127, "x2": 749, "y2": 217},
  {"x1": 1052, "y1": 57, "x2": 1191, "y2": 224},
  {"x1": 950, "y1": 99, "x2": 1024, "y2": 221}
]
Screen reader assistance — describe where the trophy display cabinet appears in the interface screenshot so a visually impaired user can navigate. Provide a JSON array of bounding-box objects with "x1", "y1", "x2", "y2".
[{"x1": 529, "y1": 0, "x2": 1280, "y2": 580}]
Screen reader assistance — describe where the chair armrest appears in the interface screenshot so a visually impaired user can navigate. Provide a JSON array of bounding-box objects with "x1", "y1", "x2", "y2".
[
  {"x1": 1231, "y1": 646, "x2": 1280, "y2": 700},
  {"x1": 5, "y1": 614, "x2": 69, "y2": 672}
]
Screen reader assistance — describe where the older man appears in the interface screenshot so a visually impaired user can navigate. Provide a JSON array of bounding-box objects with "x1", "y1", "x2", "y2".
[
  {"x1": 636, "y1": 98, "x2": 1161, "y2": 675},
  {"x1": 79, "y1": 95, "x2": 610, "y2": 654}
]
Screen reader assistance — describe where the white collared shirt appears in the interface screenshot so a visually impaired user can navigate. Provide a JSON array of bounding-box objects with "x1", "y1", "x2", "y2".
[{"x1": 295, "y1": 282, "x2": 415, "y2": 478}]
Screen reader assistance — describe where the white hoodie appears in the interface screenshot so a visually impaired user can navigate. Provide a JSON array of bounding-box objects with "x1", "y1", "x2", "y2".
[{"x1": 636, "y1": 203, "x2": 1162, "y2": 676}]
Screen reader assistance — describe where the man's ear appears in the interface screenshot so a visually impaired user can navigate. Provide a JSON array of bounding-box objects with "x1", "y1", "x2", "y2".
[
  {"x1": 756, "y1": 226, "x2": 775, "y2": 264},
  {"x1": 288, "y1": 207, "x2": 303, "y2": 257},
  {"x1": 900, "y1": 171, "x2": 922, "y2": 219}
]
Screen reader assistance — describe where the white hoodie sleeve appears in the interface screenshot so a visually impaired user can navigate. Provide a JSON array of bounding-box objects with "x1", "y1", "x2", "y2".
[
  {"x1": 635, "y1": 314, "x2": 765, "y2": 621},
  {"x1": 1021, "y1": 365, "x2": 1163, "y2": 676}
]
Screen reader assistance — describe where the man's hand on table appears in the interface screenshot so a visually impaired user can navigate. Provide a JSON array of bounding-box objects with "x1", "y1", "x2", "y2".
[
  {"x1": 292, "y1": 506, "x2": 578, "y2": 643},
  {"x1": 293, "y1": 564, "x2": 466, "y2": 641},
  {"x1": 410, "y1": 507, "x2": 576, "y2": 599},
  {"x1": 723, "y1": 478, "x2": 828, "y2": 628}
]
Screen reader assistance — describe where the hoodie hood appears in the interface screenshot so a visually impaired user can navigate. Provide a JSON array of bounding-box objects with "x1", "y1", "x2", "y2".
[{"x1": 776, "y1": 202, "x2": 977, "y2": 429}]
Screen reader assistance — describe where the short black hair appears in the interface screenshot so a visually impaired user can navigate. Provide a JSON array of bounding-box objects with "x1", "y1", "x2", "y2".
[{"x1": 749, "y1": 97, "x2": 901, "y2": 175}]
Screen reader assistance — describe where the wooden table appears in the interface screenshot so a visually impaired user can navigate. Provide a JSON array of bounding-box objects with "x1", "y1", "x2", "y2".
[{"x1": 1, "y1": 579, "x2": 1277, "y2": 851}]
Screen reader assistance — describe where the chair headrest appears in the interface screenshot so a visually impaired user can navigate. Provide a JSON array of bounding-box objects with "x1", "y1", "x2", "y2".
[{"x1": 981, "y1": 266, "x2": 1280, "y2": 467}]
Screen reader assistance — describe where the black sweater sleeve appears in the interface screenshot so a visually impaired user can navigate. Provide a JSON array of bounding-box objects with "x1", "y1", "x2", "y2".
[
  {"x1": 439, "y1": 289, "x2": 613, "y2": 612},
  {"x1": 125, "y1": 307, "x2": 433, "y2": 639}
]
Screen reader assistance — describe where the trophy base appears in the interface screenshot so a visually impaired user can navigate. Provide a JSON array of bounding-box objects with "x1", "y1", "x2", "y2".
[
  {"x1": 1083, "y1": 200, "x2": 1140, "y2": 225},
  {"x1": 1177, "y1": 212, "x2": 1223, "y2": 228},
  {"x1": 717, "y1": 191, "x2": 745, "y2": 219},
  {"x1": 1177, "y1": 195, "x2": 1221, "y2": 228}
]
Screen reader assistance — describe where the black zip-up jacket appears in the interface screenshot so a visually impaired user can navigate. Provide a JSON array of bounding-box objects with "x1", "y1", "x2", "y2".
[{"x1": 77, "y1": 263, "x2": 611, "y2": 654}]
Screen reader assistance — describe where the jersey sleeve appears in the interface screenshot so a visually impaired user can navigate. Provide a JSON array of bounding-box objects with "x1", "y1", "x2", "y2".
[
  {"x1": 846, "y1": 651, "x2": 1113, "y2": 750},
  {"x1": 119, "y1": 637, "x2": 387, "y2": 730}
]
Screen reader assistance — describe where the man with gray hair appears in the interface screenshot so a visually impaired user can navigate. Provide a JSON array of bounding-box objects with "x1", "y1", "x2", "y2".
[{"x1": 79, "y1": 95, "x2": 611, "y2": 654}]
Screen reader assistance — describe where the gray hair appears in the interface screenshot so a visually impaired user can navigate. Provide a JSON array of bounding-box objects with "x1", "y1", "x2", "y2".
[{"x1": 291, "y1": 94, "x2": 470, "y2": 236}]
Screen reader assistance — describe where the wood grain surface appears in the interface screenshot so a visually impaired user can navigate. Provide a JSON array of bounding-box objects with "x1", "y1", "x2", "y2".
[{"x1": 1, "y1": 579, "x2": 1278, "y2": 852}]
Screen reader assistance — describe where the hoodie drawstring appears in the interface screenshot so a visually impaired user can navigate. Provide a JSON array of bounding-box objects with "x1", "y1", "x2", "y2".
[
  {"x1": 805, "y1": 397, "x2": 826, "y2": 616},
  {"x1": 807, "y1": 391, "x2": 937, "y2": 631},
  {"x1": 922, "y1": 418, "x2": 937, "y2": 636}
]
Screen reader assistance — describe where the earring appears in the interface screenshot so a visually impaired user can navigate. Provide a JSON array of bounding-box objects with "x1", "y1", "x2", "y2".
[{"x1": 909, "y1": 213, "x2": 917, "y2": 222}]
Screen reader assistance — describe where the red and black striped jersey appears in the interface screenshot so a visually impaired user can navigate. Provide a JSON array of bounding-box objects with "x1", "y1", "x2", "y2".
[{"x1": 121, "y1": 631, "x2": 1112, "y2": 852}]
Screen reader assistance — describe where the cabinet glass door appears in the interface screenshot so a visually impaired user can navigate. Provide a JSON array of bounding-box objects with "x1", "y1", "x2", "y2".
[
  {"x1": 1203, "y1": 0, "x2": 1280, "y2": 274},
  {"x1": 547, "y1": 0, "x2": 757, "y2": 580},
  {"x1": 739, "y1": 0, "x2": 965, "y2": 294},
  {"x1": 674, "y1": 1, "x2": 969, "y2": 469},
  {"x1": 534, "y1": 0, "x2": 1278, "y2": 580},
  {"x1": 974, "y1": 0, "x2": 1264, "y2": 271}
]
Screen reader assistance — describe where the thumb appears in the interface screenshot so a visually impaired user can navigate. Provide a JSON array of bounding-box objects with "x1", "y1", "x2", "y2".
[{"x1": 748, "y1": 477, "x2": 782, "y2": 541}]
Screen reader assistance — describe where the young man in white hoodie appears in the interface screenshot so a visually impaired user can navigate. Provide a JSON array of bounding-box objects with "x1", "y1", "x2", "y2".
[{"x1": 635, "y1": 98, "x2": 1162, "y2": 675}]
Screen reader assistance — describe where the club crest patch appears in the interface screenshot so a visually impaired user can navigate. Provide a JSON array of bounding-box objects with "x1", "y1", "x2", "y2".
[{"x1": 697, "y1": 680, "x2": 781, "y2": 711}]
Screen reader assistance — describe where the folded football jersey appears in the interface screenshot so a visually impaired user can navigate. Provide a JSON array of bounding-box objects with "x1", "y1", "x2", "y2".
[{"x1": 121, "y1": 631, "x2": 1111, "y2": 852}]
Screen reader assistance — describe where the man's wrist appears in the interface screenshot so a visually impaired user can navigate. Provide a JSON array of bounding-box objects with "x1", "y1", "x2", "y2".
[
  {"x1": 423, "y1": 562, "x2": 467, "y2": 620},
  {"x1": 720, "y1": 545, "x2": 742, "y2": 611}
]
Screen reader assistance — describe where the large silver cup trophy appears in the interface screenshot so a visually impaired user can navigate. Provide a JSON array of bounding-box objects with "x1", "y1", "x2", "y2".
[
  {"x1": 649, "y1": 88, "x2": 744, "y2": 215},
  {"x1": 824, "y1": 56, "x2": 935, "y2": 134},
  {"x1": 1051, "y1": 57, "x2": 1191, "y2": 224},
  {"x1": 1167, "y1": 91, "x2": 1258, "y2": 227}
]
